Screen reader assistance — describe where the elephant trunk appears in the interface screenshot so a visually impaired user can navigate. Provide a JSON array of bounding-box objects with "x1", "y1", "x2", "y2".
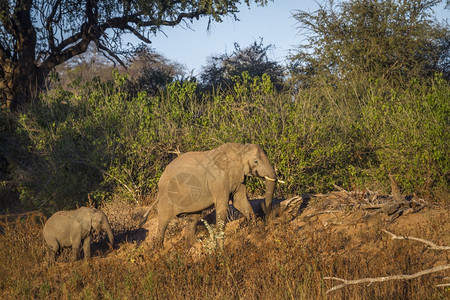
[
  {"x1": 263, "y1": 168, "x2": 277, "y2": 215},
  {"x1": 104, "y1": 223, "x2": 114, "y2": 247}
]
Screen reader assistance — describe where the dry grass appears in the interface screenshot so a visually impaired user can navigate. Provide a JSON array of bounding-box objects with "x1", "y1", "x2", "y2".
[{"x1": 0, "y1": 197, "x2": 449, "y2": 299}]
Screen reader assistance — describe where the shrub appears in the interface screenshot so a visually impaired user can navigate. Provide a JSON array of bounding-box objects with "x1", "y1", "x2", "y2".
[{"x1": 4, "y1": 69, "x2": 449, "y2": 212}]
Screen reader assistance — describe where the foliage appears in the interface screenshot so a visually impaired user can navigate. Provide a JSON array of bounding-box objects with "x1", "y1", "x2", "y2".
[
  {"x1": 1, "y1": 1, "x2": 448, "y2": 211},
  {"x1": 200, "y1": 39, "x2": 285, "y2": 91},
  {"x1": 361, "y1": 73, "x2": 450, "y2": 199},
  {"x1": 0, "y1": 0, "x2": 271, "y2": 109},
  {"x1": 289, "y1": 0, "x2": 450, "y2": 87},
  {"x1": 2, "y1": 67, "x2": 448, "y2": 212},
  {"x1": 126, "y1": 46, "x2": 187, "y2": 96},
  {"x1": 200, "y1": 217, "x2": 225, "y2": 253}
]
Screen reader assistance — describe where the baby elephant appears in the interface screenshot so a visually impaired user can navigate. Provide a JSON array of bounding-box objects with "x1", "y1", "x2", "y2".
[{"x1": 43, "y1": 207, "x2": 114, "y2": 264}]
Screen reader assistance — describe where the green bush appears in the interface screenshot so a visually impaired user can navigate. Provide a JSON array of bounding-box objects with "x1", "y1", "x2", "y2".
[
  {"x1": 362, "y1": 73, "x2": 449, "y2": 197},
  {"x1": 5, "y1": 69, "x2": 449, "y2": 211}
]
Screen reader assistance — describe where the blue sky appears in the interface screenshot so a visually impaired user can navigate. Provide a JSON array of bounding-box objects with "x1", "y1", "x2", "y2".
[
  {"x1": 140, "y1": 0, "x2": 449, "y2": 75},
  {"x1": 145, "y1": 0, "x2": 319, "y2": 75}
]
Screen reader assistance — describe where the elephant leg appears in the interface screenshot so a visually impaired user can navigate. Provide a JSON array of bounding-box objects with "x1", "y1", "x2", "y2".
[
  {"x1": 185, "y1": 213, "x2": 201, "y2": 247},
  {"x1": 71, "y1": 245, "x2": 79, "y2": 261},
  {"x1": 233, "y1": 184, "x2": 256, "y2": 221},
  {"x1": 49, "y1": 249, "x2": 57, "y2": 265},
  {"x1": 155, "y1": 205, "x2": 174, "y2": 249},
  {"x1": 45, "y1": 237, "x2": 59, "y2": 265},
  {"x1": 82, "y1": 236, "x2": 91, "y2": 260},
  {"x1": 71, "y1": 236, "x2": 82, "y2": 261},
  {"x1": 215, "y1": 196, "x2": 229, "y2": 249}
]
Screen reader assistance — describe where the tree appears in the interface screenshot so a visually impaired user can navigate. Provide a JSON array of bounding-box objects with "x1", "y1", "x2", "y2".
[
  {"x1": 289, "y1": 0, "x2": 450, "y2": 87},
  {"x1": 126, "y1": 46, "x2": 186, "y2": 96},
  {"x1": 0, "y1": 0, "x2": 270, "y2": 110},
  {"x1": 200, "y1": 39, "x2": 285, "y2": 91},
  {"x1": 53, "y1": 44, "x2": 119, "y2": 90}
]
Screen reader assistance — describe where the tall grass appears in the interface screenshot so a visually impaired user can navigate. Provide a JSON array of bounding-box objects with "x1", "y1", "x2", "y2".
[
  {"x1": 0, "y1": 205, "x2": 448, "y2": 299},
  {"x1": 5, "y1": 70, "x2": 448, "y2": 211}
]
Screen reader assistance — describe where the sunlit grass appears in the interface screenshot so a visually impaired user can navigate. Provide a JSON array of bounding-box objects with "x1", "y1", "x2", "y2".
[{"x1": 1, "y1": 202, "x2": 448, "y2": 299}]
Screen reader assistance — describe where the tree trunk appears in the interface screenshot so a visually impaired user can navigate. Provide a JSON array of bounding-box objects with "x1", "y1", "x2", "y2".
[
  {"x1": 1, "y1": 0, "x2": 41, "y2": 111},
  {"x1": 5, "y1": 64, "x2": 43, "y2": 111}
]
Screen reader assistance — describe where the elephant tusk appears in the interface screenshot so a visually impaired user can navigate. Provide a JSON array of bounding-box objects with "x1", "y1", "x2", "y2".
[{"x1": 264, "y1": 176, "x2": 286, "y2": 184}]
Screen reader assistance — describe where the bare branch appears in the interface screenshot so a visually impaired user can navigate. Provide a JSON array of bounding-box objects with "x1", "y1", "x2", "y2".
[
  {"x1": 383, "y1": 230, "x2": 450, "y2": 250},
  {"x1": 361, "y1": 204, "x2": 385, "y2": 209},
  {"x1": 98, "y1": 9, "x2": 209, "y2": 34},
  {"x1": 436, "y1": 283, "x2": 450, "y2": 287},
  {"x1": 95, "y1": 40, "x2": 126, "y2": 68},
  {"x1": 75, "y1": 158, "x2": 137, "y2": 203},
  {"x1": 45, "y1": 0, "x2": 62, "y2": 50},
  {"x1": 307, "y1": 210, "x2": 344, "y2": 217},
  {"x1": 137, "y1": 200, "x2": 158, "y2": 228},
  {"x1": 99, "y1": 169, "x2": 137, "y2": 203},
  {"x1": 325, "y1": 264, "x2": 450, "y2": 293},
  {"x1": 141, "y1": 10, "x2": 209, "y2": 27},
  {"x1": 333, "y1": 184, "x2": 348, "y2": 193},
  {"x1": 389, "y1": 174, "x2": 404, "y2": 202},
  {"x1": 281, "y1": 196, "x2": 302, "y2": 206},
  {"x1": 167, "y1": 148, "x2": 182, "y2": 156},
  {"x1": 124, "y1": 25, "x2": 152, "y2": 44},
  {"x1": 52, "y1": 31, "x2": 84, "y2": 53}
]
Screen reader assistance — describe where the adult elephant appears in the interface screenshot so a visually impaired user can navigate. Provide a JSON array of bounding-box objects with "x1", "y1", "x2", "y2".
[
  {"x1": 156, "y1": 143, "x2": 277, "y2": 248},
  {"x1": 43, "y1": 207, "x2": 114, "y2": 264}
]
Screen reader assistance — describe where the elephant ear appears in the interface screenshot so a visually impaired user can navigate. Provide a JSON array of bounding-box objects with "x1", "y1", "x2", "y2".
[
  {"x1": 74, "y1": 207, "x2": 93, "y2": 237},
  {"x1": 211, "y1": 149, "x2": 230, "y2": 171},
  {"x1": 211, "y1": 144, "x2": 245, "y2": 182}
]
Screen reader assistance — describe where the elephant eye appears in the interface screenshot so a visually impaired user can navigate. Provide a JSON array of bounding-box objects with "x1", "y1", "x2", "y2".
[{"x1": 254, "y1": 159, "x2": 258, "y2": 164}]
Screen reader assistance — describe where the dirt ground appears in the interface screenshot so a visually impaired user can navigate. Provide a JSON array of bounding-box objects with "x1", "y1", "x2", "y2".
[
  {"x1": 1, "y1": 188, "x2": 448, "y2": 299},
  {"x1": 109, "y1": 191, "x2": 449, "y2": 272}
]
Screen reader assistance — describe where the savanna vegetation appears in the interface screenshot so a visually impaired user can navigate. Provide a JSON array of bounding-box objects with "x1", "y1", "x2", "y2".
[
  {"x1": 0, "y1": 0, "x2": 270, "y2": 110},
  {"x1": 0, "y1": 0, "x2": 449, "y2": 299}
]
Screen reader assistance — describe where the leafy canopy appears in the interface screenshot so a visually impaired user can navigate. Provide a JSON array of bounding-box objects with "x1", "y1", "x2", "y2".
[
  {"x1": 200, "y1": 39, "x2": 285, "y2": 91},
  {"x1": 290, "y1": 0, "x2": 450, "y2": 86}
]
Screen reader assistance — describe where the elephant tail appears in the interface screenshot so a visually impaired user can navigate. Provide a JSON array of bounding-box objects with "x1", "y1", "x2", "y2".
[{"x1": 137, "y1": 198, "x2": 158, "y2": 228}]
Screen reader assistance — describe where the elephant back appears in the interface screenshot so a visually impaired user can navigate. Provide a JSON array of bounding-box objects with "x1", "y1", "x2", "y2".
[{"x1": 159, "y1": 152, "x2": 220, "y2": 209}]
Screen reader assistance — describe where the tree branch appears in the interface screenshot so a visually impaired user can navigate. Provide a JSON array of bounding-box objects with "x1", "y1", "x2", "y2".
[
  {"x1": 0, "y1": 43, "x2": 12, "y2": 64},
  {"x1": 383, "y1": 230, "x2": 450, "y2": 250},
  {"x1": 281, "y1": 196, "x2": 302, "y2": 206},
  {"x1": 95, "y1": 40, "x2": 126, "y2": 67},
  {"x1": 389, "y1": 174, "x2": 404, "y2": 202},
  {"x1": 40, "y1": 36, "x2": 91, "y2": 72},
  {"x1": 124, "y1": 25, "x2": 152, "y2": 44},
  {"x1": 40, "y1": 8, "x2": 210, "y2": 71},
  {"x1": 45, "y1": 0, "x2": 62, "y2": 51},
  {"x1": 436, "y1": 283, "x2": 450, "y2": 287},
  {"x1": 306, "y1": 210, "x2": 343, "y2": 218},
  {"x1": 325, "y1": 264, "x2": 450, "y2": 293},
  {"x1": 98, "y1": 9, "x2": 209, "y2": 34},
  {"x1": 0, "y1": 0, "x2": 17, "y2": 36},
  {"x1": 51, "y1": 31, "x2": 85, "y2": 53}
]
